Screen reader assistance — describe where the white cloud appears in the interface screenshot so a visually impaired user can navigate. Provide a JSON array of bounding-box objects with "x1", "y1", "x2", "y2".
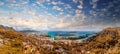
[
  {"x1": 53, "y1": 6, "x2": 63, "y2": 11},
  {"x1": 77, "y1": 0, "x2": 83, "y2": 9},
  {"x1": 59, "y1": 12, "x2": 64, "y2": 15},
  {"x1": 37, "y1": 0, "x2": 46, "y2": 3},
  {"x1": 77, "y1": 5, "x2": 83, "y2": 9},
  {"x1": 73, "y1": 0, "x2": 78, "y2": 3},
  {"x1": 20, "y1": 1, "x2": 28, "y2": 5},
  {"x1": 46, "y1": 0, "x2": 50, "y2": 2},
  {"x1": 6, "y1": 0, "x2": 16, "y2": 3},
  {"x1": 0, "y1": 2, "x2": 4, "y2": 6},
  {"x1": 75, "y1": 9, "x2": 82, "y2": 14},
  {"x1": 65, "y1": 4, "x2": 72, "y2": 9},
  {"x1": 75, "y1": 9, "x2": 82, "y2": 17},
  {"x1": 36, "y1": 1, "x2": 46, "y2": 8},
  {"x1": 58, "y1": 1, "x2": 64, "y2": 4},
  {"x1": 91, "y1": 0, "x2": 99, "y2": 9},
  {"x1": 79, "y1": 0, "x2": 83, "y2": 5},
  {"x1": 51, "y1": 1, "x2": 57, "y2": 5}
]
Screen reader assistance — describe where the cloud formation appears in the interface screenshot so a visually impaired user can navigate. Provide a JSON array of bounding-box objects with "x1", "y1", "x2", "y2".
[{"x1": 0, "y1": 0, "x2": 119, "y2": 31}]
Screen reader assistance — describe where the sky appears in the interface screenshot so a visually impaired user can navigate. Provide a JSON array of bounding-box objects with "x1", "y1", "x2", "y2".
[{"x1": 0, "y1": 0, "x2": 120, "y2": 31}]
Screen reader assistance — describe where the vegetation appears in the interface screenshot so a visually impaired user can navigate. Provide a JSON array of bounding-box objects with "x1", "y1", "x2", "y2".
[{"x1": 0, "y1": 26, "x2": 120, "y2": 54}]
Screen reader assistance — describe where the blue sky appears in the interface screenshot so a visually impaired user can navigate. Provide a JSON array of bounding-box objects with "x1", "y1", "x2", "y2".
[{"x1": 0, "y1": 0, "x2": 120, "y2": 31}]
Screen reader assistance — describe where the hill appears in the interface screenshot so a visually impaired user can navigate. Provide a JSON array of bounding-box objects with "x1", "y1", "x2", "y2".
[
  {"x1": 84, "y1": 27, "x2": 120, "y2": 54},
  {"x1": 0, "y1": 25, "x2": 45, "y2": 54}
]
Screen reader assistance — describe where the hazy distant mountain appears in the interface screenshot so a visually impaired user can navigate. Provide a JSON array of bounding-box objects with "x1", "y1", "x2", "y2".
[
  {"x1": 0, "y1": 25, "x2": 13, "y2": 30},
  {"x1": 19, "y1": 29, "x2": 40, "y2": 32}
]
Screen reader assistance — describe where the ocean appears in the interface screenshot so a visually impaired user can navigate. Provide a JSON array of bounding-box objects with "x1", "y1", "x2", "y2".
[{"x1": 23, "y1": 31, "x2": 98, "y2": 38}]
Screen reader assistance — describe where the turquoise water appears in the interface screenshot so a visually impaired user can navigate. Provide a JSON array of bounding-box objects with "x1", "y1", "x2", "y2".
[
  {"x1": 47, "y1": 31, "x2": 96, "y2": 38},
  {"x1": 22, "y1": 31, "x2": 98, "y2": 41},
  {"x1": 23, "y1": 31, "x2": 98, "y2": 38}
]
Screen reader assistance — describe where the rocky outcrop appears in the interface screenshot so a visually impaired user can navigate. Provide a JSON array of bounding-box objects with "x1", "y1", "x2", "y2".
[
  {"x1": 84, "y1": 27, "x2": 120, "y2": 54},
  {"x1": 0, "y1": 25, "x2": 42, "y2": 54}
]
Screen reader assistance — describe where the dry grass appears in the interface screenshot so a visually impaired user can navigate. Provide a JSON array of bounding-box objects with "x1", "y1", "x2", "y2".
[{"x1": 0, "y1": 26, "x2": 120, "y2": 54}]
